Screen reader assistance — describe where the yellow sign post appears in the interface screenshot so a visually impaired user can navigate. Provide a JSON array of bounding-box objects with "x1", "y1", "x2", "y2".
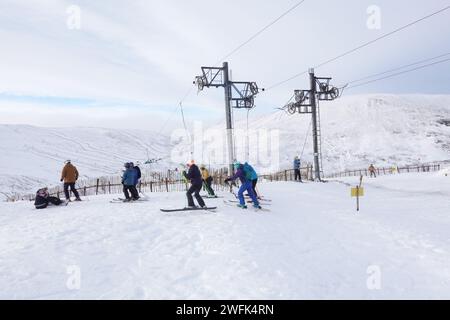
[{"x1": 351, "y1": 176, "x2": 365, "y2": 212}]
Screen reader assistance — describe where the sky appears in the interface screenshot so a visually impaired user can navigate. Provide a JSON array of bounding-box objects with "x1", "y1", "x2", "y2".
[{"x1": 0, "y1": 0, "x2": 449, "y2": 132}]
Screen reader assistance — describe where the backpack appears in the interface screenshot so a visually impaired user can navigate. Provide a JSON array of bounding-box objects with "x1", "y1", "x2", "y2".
[{"x1": 243, "y1": 163, "x2": 257, "y2": 181}]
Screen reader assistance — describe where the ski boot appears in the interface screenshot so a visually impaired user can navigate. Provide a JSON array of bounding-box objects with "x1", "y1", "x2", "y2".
[
  {"x1": 122, "y1": 198, "x2": 132, "y2": 202},
  {"x1": 253, "y1": 204, "x2": 262, "y2": 210},
  {"x1": 74, "y1": 198, "x2": 82, "y2": 202},
  {"x1": 237, "y1": 204, "x2": 248, "y2": 209}
]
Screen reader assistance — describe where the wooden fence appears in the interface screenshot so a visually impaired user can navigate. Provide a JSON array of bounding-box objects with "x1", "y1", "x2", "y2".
[
  {"x1": 12, "y1": 168, "x2": 232, "y2": 202},
  {"x1": 7, "y1": 160, "x2": 448, "y2": 202},
  {"x1": 326, "y1": 162, "x2": 445, "y2": 179},
  {"x1": 259, "y1": 165, "x2": 314, "y2": 182}
]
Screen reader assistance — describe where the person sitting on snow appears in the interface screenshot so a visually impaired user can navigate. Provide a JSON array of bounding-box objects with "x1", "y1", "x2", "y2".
[
  {"x1": 225, "y1": 161, "x2": 261, "y2": 209},
  {"x1": 34, "y1": 187, "x2": 65, "y2": 209}
]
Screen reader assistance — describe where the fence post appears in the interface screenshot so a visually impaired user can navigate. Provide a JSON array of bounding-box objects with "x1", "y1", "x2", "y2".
[
  {"x1": 165, "y1": 178, "x2": 169, "y2": 192},
  {"x1": 84, "y1": 186, "x2": 86, "y2": 196},
  {"x1": 96, "y1": 179, "x2": 99, "y2": 195},
  {"x1": 108, "y1": 182, "x2": 111, "y2": 194}
]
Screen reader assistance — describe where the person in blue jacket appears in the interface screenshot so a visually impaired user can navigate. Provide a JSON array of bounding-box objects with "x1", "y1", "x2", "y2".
[
  {"x1": 225, "y1": 161, "x2": 261, "y2": 209},
  {"x1": 183, "y1": 160, "x2": 206, "y2": 208},
  {"x1": 243, "y1": 162, "x2": 259, "y2": 198},
  {"x1": 293, "y1": 156, "x2": 302, "y2": 182},
  {"x1": 121, "y1": 162, "x2": 139, "y2": 201}
]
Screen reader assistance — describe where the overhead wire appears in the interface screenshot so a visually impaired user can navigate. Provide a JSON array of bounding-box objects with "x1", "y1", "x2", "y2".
[
  {"x1": 265, "y1": 5, "x2": 450, "y2": 91},
  {"x1": 346, "y1": 57, "x2": 450, "y2": 90},
  {"x1": 215, "y1": 0, "x2": 307, "y2": 64},
  {"x1": 344, "y1": 52, "x2": 450, "y2": 86}
]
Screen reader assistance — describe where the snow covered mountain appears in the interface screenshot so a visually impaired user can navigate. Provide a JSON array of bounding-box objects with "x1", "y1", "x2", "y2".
[
  {"x1": 0, "y1": 125, "x2": 172, "y2": 199},
  {"x1": 1, "y1": 94, "x2": 449, "y2": 199},
  {"x1": 229, "y1": 94, "x2": 450, "y2": 173}
]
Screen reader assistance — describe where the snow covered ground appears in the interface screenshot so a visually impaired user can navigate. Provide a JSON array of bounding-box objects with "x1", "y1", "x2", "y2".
[{"x1": 1, "y1": 170, "x2": 449, "y2": 299}]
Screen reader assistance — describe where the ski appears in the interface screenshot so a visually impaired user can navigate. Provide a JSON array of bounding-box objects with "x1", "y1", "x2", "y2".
[
  {"x1": 110, "y1": 199, "x2": 146, "y2": 203},
  {"x1": 160, "y1": 207, "x2": 217, "y2": 213},
  {"x1": 227, "y1": 199, "x2": 271, "y2": 206},
  {"x1": 224, "y1": 200, "x2": 270, "y2": 212},
  {"x1": 241, "y1": 196, "x2": 272, "y2": 203},
  {"x1": 113, "y1": 197, "x2": 150, "y2": 201}
]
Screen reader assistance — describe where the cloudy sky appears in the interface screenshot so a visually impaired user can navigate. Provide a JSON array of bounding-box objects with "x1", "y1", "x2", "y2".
[{"x1": 0, "y1": 0, "x2": 449, "y2": 131}]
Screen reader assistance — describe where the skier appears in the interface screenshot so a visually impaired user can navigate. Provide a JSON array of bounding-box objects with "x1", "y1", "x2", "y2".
[
  {"x1": 183, "y1": 160, "x2": 206, "y2": 208},
  {"x1": 200, "y1": 165, "x2": 216, "y2": 197},
  {"x1": 130, "y1": 162, "x2": 141, "y2": 199},
  {"x1": 121, "y1": 162, "x2": 139, "y2": 201},
  {"x1": 293, "y1": 156, "x2": 302, "y2": 182},
  {"x1": 243, "y1": 162, "x2": 259, "y2": 198},
  {"x1": 225, "y1": 161, "x2": 260, "y2": 209},
  {"x1": 368, "y1": 164, "x2": 377, "y2": 178},
  {"x1": 34, "y1": 187, "x2": 65, "y2": 209},
  {"x1": 60, "y1": 160, "x2": 81, "y2": 202},
  {"x1": 134, "y1": 162, "x2": 142, "y2": 183}
]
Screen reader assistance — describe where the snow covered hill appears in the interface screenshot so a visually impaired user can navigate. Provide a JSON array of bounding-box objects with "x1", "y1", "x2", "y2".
[
  {"x1": 0, "y1": 125, "x2": 172, "y2": 199},
  {"x1": 1, "y1": 170, "x2": 449, "y2": 299},
  {"x1": 1, "y1": 94, "x2": 450, "y2": 198},
  {"x1": 229, "y1": 94, "x2": 450, "y2": 173}
]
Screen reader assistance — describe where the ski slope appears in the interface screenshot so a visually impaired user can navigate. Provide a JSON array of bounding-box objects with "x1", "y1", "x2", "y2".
[
  {"x1": 0, "y1": 125, "x2": 172, "y2": 199},
  {"x1": 1, "y1": 170, "x2": 449, "y2": 299},
  {"x1": 1, "y1": 94, "x2": 449, "y2": 198}
]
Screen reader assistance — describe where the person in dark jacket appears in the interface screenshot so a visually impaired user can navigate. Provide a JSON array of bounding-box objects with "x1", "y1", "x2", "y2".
[
  {"x1": 121, "y1": 163, "x2": 139, "y2": 201},
  {"x1": 183, "y1": 160, "x2": 206, "y2": 208},
  {"x1": 134, "y1": 162, "x2": 142, "y2": 184},
  {"x1": 225, "y1": 161, "x2": 260, "y2": 209},
  {"x1": 130, "y1": 162, "x2": 141, "y2": 199},
  {"x1": 369, "y1": 164, "x2": 377, "y2": 178},
  {"x1": 34, "y1": 187, "x2": 64, "y2": 209},
  {"x1": 293, "y1": 156, "x2": 302, "y2": 182}
]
